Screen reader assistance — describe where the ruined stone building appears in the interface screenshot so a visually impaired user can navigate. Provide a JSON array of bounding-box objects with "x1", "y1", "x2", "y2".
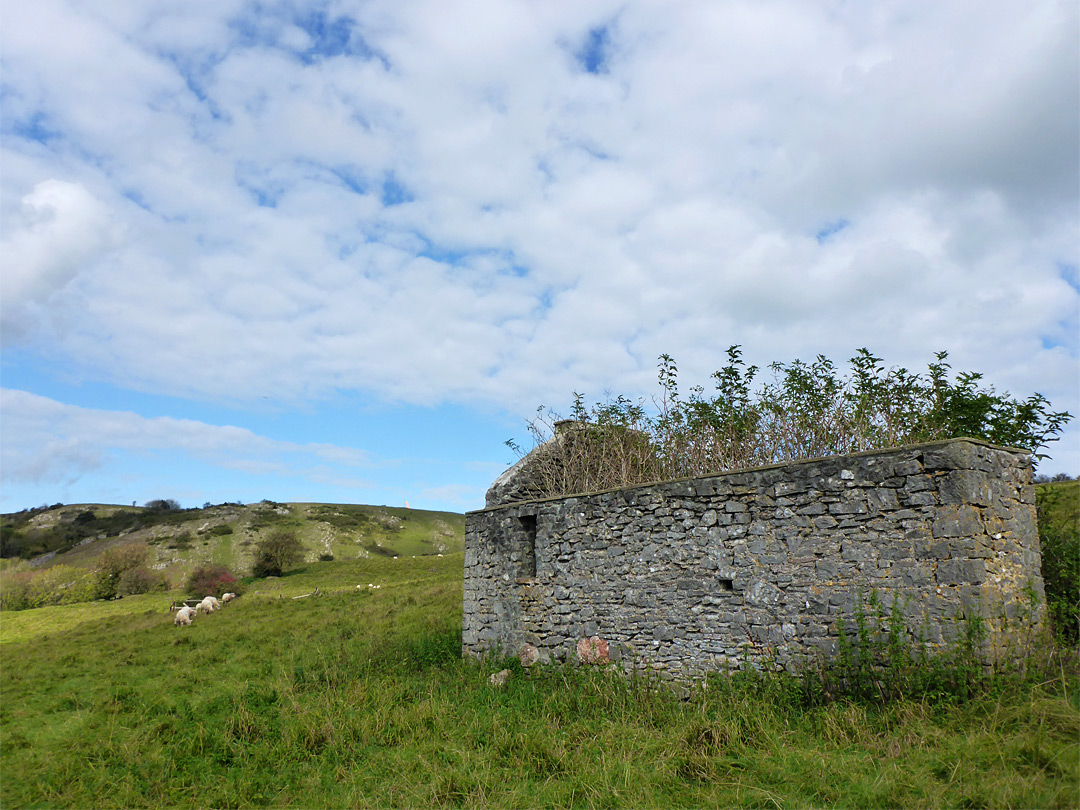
[{"x1": 463, "y1": 438, "x2": 1045, "y2": 678}]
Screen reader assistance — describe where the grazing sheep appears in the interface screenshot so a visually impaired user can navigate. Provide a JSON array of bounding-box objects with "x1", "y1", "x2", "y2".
[
  {"x1": 221, "y1": 592, "x2": 236, "y2": 604},
  {"x1": 205, "y1": 595, "x2": 221, "y2": 610},
  {"x1": 174, "y1": 605, "x2": 196, "y2": 626},
  {"x1": 198, "y1": 597, "x2": 216, "y2": 614}
]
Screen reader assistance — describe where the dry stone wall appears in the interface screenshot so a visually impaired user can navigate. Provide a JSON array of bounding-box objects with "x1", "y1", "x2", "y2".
[{"x1": 463, "y1": 439, "x2": 1045, "y2": 678}]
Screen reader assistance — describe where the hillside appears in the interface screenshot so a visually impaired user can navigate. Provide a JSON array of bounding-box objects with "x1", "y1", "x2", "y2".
[
  {"x1": 1039, "y1": 479, "x2": 1079, "y2": 528},
  {"x1": 0, "y1": 501, "x2": 464, "y2": 587}
]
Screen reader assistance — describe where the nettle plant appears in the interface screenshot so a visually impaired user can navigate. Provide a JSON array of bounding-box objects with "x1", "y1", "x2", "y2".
[{"x1": 509, "y1": 347, "x2": 1072, "y2": 499}]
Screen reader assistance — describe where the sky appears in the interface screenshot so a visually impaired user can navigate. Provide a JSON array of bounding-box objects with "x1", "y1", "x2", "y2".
[{"x1": 1, "y1": 0, "x2": 1078, "y2": 515}]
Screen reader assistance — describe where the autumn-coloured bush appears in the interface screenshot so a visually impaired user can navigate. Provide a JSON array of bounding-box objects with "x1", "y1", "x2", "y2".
[
  {"x1": 117, "y1": 567, "x2": 167, "y2": 596},
  {"x1": 184, "y1": 565, "x2": 241, "y2": 599}
]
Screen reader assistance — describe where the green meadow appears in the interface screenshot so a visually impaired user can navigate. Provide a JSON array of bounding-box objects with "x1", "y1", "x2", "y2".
[{"x1": 2, "y1": 551, "x2": 1077, "y2": 809}]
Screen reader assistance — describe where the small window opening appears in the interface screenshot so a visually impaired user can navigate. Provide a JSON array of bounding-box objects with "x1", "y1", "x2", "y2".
[
  {"x1": 718, "y1": 579, "x2": 733, "y2": 592},
  {"x1": 518, "y1": 514, "x2": 537, "y2": 578}
]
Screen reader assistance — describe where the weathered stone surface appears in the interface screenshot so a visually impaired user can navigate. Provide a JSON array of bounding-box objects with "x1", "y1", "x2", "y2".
[
  {"x1": 489, "y1": 669, "x2": 511, "y2": 687},
  {"x1": 464, "y1": 439, "x2": 1043, "y2": 680},
  {"x1": 520, "y1": 643, "x2": 540, "y2": 667}
]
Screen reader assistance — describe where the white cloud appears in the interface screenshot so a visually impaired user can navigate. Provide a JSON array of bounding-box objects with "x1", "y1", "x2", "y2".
[
  {"x1": 0, "y1": 0, "x2": 1075, "y2": 467},
  {"x1": 0, "y1": 389, "x2": 372, "y2": 487},
  {"x1": 0, "y1": 179, "x2": 122, "y2": 339}
]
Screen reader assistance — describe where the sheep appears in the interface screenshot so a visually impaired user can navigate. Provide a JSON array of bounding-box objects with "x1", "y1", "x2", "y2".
[
  {"x1": 197, "y1": 596, "x2": 217, "y2": 614},
  {"x1": 174, "y1": 605, "x2": 196, "y2": 626},
  {"x1": 204, "y1": 595, "x2": 221, "y2": 610},
  {"x1": 221, "y1": 592, "x2": 236, "y2": 604}
]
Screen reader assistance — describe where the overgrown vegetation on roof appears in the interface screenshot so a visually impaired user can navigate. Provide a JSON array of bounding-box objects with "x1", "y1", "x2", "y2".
[{"x1": 509, "y1": 347, "x2": 1072, "y2": 499}]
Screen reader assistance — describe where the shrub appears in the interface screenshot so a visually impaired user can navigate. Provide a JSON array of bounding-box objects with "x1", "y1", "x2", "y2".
[
  {"x1": 92, "y1": 543, "x2": 151, "y2": 600},
  {"x1": 144, "y1": 499, "x2": 181, "y2": 512},
  {"x1": 185, "y1": 565, "x2": 241, "y2": 599},
  {"x1": 251, "y1": 530, "x2": 305, "y2": 578},
  {"x1": 118, "y1": 567, "x2": 167, "y2": 596},
  {"x1": 0, "y1": 563, "x2": 97, "y2": 611},
  {"x1": 318, "y1": 552, "x2": 334, "y2": 562},
  {"x1": 1037, "y1": 482, "x2": 1080, "y2": 645},
  {"x1": 166, "y1": 532, "x2": 193, "y2": 550},
  {"x1": 0, "y1": 525, "x2": 26, "y2": 558},
  {"x1": 0, "y1": 567, "x2": 33, "y2": 610},
  {"x1": 206, "y1": 524, "x2": 234, "y2": 536}
]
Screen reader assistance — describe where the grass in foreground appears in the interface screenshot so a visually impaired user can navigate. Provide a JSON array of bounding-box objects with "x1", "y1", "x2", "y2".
[{"x1": 2, "y1": 553, "x2": 1077, "y2": 809}]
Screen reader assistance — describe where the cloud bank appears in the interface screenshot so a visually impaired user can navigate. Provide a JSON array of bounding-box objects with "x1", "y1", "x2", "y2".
[{"x1": 2, "y1": 0, "x2": 1077, "y2": 496}]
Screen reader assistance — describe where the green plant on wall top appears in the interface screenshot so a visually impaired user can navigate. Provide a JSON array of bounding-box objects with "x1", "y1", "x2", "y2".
[{"x1": 510, "y1": 347, "x2": 1072, "y2": 499}]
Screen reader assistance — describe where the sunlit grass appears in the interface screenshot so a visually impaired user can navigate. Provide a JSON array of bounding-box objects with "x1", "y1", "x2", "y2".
[
  {"x1": 2, "y1": 551, "x2": 1076, "y2": 809},
  {"x1": 0, "y1": 554, "x2": 464, "y2": 646}
]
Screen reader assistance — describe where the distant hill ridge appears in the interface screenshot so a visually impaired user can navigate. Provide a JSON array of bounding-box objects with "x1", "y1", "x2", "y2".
[{"x1": 0, "y1": 501, "x2": 464, "y2": 587}]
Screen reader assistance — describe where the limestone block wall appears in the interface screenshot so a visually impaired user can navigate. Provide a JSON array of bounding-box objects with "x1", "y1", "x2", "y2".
[{"x1": 462, "y1": 439, "x2": 1044, "y2": 678}]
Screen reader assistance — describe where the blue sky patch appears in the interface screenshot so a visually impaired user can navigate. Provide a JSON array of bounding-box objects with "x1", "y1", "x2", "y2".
[
  {"x1": 226, "y1": 9, "x2": 269, "y2": 49},
  {"x1": 537, "y1": 289, "x2": 556, "y2": 312},
  {"x1": 235, "y1": 164, "x2": 283, "y2": 208},
  {"x1": 8, "y1": 111, "x2": 61, "y2": 145},
  {"x1": 1058, "y1": 262, "x2": 1079, "y2": 295},
  {"x1": 122, "y1": 189, "x2": 154, "y2": 213},
  {"x1": 417, "y1": 241, "x2": 470, "y2": 265},
  {"x1": 332, "y1": 165, "x2": 367, "y2": 195},
  {"x1": 815, "y1": 219, "x2": 851, "y2": 243},
  {"x1": 576, "y1": 26, "x2": 612, "y2": 75},
  {"x1": 295, "y1": 10, "x2": 371, "y2": 63},
  {"x1": 161, "y1": 52, "x2": 228, "y2": 122},
  {"x1": 381, "y1": 173, "x2": 413, "y2": 206},
  {"x1": 227, "y1": 6, "x2": 386, "y2": 67}
]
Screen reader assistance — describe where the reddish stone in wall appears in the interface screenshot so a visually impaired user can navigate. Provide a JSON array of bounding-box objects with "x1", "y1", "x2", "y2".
[{"x1": 576, "y1": 636, "x2": 610, "y2": 664}]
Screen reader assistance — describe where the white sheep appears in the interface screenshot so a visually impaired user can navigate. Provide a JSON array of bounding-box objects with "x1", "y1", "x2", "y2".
[
  {"x1": 198, "y1": 596, "x2": 217, "y2": 614},
  {"x1": 174, "y1": 605, "x2": 196, "y2": 626},
  {"x1": 221, "y1": 592, "x2": 236, "y2": 604}
]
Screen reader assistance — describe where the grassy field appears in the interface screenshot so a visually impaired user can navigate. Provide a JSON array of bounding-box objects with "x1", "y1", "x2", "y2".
[{"x1": 2, "y1": 552, "x2": 1077, "y2": 809}]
